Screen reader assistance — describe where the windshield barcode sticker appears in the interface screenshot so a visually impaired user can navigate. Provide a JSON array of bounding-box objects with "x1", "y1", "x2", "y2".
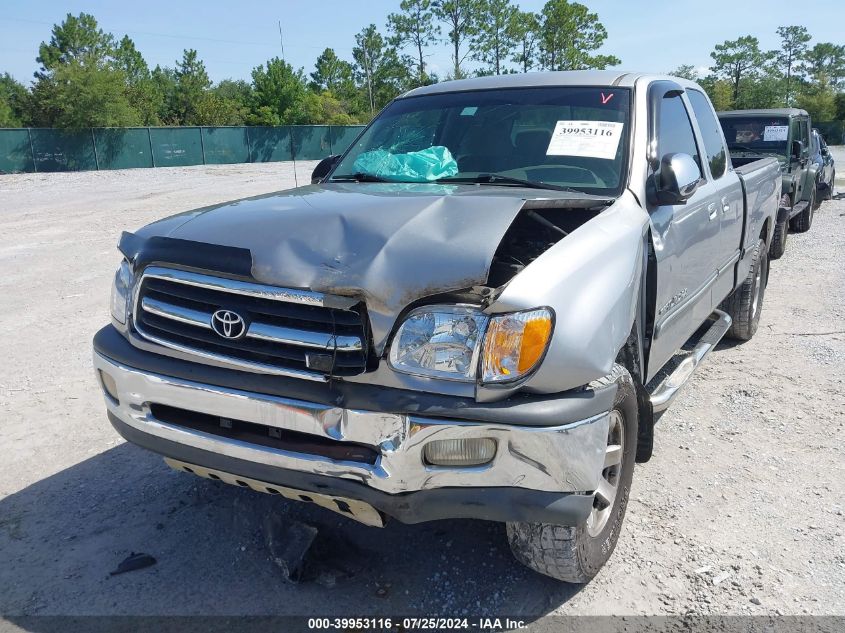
[
  {"x1": 763, "y1": 125, "x2": 788, "y2": 142},
  {"x1": 546, "y1": 120, "x2": 624, "y2": 160}
]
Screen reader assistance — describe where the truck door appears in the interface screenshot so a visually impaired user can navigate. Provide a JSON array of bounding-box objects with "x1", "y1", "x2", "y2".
[
  {"x1": 792, "y1": 116, "x2": 811, "y2": 203},
  {"x1": 686, "y1": 89, "x2": 744, "y2": 306},
  {"x1": 645, "y1": 85, "x2": 723, "y2": 380}
]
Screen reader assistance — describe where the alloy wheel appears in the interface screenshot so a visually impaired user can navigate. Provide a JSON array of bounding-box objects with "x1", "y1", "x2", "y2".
[{"x1": 586, "y1": 410, "x2": 624, "y2": 537}]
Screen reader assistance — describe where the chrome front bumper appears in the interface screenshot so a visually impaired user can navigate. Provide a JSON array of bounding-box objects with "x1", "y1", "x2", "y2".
[{"x1": 94, "y1": 351, "x2": 610, "y2": 496}]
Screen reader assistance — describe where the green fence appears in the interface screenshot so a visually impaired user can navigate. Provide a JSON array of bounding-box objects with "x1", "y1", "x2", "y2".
[{"x1": 0, "y1": 125, "x2": 365, "y2": 174}]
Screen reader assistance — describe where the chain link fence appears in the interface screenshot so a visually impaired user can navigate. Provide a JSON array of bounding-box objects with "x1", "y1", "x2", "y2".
[{"x1": 0, "y1": 125, "x2": 365, "y2": 173}]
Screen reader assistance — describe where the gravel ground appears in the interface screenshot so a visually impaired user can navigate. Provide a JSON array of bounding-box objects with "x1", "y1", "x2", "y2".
[{"x1": 0, "y1": 156, "x2": 843, "y2": 624}]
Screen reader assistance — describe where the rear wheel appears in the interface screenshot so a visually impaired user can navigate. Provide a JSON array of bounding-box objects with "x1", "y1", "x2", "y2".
[
  {"x1": 506, "y1": 365, "x2": 638, "y2": 583},
  {"x1": 722, "y1": 238, "x2": 769, "y2": 341}
]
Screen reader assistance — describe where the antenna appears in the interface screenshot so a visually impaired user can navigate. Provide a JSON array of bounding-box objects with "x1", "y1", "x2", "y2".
[{"x1": 278, "y1": 19, "x2": 298, "y2": 187}]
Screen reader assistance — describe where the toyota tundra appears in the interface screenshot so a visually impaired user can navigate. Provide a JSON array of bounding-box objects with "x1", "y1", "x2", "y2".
[{"x1": 93, "y1": 71, "x2": 780, "y2": 582}]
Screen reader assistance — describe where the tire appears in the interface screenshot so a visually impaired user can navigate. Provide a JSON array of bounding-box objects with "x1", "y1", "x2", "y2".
[
  {"x1": 791, "y1": 188, "x2": 815, "y2": 233},
  {"x1": 722, "y1": 238, "x2": 769, "y2": 341},
  {"x1": 814, "y1": 186, "x2": 823, "y2": 209},
  {"x1": 827, "y1": 172, "x2": 835, "y2": 200},
  {"x1": 769, "y1": 193, "x2": 791, "y2": 260},
  {"x1": 768, "y1": 219, "x2": 788, "y2": 260},
  {"x1": 506, "y1": 365, "x2": 638, "y2": 583}
]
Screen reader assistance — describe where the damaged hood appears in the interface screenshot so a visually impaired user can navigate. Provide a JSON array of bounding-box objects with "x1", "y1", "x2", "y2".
[{"x1": 133, "y1": 182, "x2": 592, "y2": 350}]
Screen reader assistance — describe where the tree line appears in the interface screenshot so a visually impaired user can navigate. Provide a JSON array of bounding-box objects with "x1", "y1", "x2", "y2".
[
  {"x1": 0, "y1": 0, "x2": 618, "y2": 129},
  {"x1": 672, "y1": 27, "x2": 845, "y2": 122},
  {"x1": 0, "y1": 2, "x2": 843, "y2": 130}
]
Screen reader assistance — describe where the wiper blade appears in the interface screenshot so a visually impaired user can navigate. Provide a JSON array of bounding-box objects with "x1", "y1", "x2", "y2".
[
  {"x1": 330, "y1": 172, "x2": 390, "y2": 183},
  {"x1": 436, "y1": 174, "x2": 580, "y2": 192}
]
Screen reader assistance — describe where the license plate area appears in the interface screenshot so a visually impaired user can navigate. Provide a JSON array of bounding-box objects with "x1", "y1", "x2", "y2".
[{"x1": 164, "y1": 458, "x2": 385, "y2": 528}]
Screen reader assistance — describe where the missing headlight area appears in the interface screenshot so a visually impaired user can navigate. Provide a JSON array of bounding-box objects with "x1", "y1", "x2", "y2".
[{"x1": 487, "y1": 201, "x2": 606, "y2": 287}]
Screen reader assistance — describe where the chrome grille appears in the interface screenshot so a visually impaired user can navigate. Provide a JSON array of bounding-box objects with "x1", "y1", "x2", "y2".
[{"x1": 132, "y1": 266, "x2": 368, "y2": 380}]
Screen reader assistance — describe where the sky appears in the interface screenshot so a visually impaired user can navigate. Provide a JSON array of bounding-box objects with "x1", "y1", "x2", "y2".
[{"x1": 1, "y1": 0, "x2": 843, "y2": 86}]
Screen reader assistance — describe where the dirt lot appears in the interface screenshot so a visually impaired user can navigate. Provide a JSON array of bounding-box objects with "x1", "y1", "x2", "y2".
[{"x1": 1, "y1": 155, "x2": 843, "y2": 624}]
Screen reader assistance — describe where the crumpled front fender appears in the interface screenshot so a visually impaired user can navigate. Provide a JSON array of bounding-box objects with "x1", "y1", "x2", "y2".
[{"x1": 482, "y1": 191, "x2": 648, "y2": 398}]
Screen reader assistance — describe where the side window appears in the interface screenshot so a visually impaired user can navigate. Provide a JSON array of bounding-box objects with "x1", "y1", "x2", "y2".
[
  {"x1": 686, "y1": 90, "x2": 727, "y2": 179},
  {"x1": 657, "y1": 94, "x2": 702, "y2": 177}
]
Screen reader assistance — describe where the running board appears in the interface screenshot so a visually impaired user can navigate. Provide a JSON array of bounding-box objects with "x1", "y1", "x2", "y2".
[{"x1": 649, "y1": 310, "x2": 732, "y2": 414}]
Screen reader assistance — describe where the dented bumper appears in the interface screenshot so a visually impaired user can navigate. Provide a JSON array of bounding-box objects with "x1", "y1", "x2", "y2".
[{"x1": 94, "y1": 326, "x2": 612, "y2": 525}]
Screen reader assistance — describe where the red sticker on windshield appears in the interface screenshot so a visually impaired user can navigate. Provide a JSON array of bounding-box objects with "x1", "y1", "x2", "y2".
[{"x1": 600, "y1": 92, "x2": 614, "y2": 105}]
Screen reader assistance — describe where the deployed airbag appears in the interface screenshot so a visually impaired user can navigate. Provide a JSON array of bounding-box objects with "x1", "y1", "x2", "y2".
[{"x1": 352, "y1": 146, "x2": 459, "y2": 182}]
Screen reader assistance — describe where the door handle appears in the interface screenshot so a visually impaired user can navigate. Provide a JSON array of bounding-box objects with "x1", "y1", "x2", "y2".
[
  {"x1": 721, "y1": 198, "x2": 731, "y2": 214},
  {"x1": 708, "y1": 203, "x2": 718, "y2": 221}
]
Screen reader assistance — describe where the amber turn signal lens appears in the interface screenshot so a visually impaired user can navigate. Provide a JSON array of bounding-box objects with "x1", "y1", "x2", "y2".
[
  {"x1": 482, "y1": 309, "x2": 553, "y2": 383},
  {"x1": 518, "y1": 317, "x2": 553, "y2": 372}
]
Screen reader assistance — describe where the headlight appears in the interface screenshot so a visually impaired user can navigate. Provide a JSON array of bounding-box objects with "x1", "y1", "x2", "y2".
[
  {"x1": 388, "y1": 305, "x2": 553, "y2": 384},
  {"x1": 388, "y1": 306, "x2": 486, "y2": 381},
  {"x1": 110, "y1": 260, "x2": 134, "y2": 324},
  {"x1": 481, "y1": 308, "x2": 553, "y2": 383}
]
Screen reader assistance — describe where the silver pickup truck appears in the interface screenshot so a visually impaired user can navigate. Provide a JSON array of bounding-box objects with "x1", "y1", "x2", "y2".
[{"x1": 93, "y1": 71, "x2": 780, "y2": 583}]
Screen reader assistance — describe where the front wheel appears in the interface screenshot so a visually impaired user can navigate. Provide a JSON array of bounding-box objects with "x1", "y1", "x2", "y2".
[
  {"x1": 506, "y1": 365, "x2": 638, "y2": 583},
  {"x1": 791, "y1": 188, "x2": 815, "y2": 232},
  {"x1": 769, "y1": 193, "x2": 791, "y2": 260}
]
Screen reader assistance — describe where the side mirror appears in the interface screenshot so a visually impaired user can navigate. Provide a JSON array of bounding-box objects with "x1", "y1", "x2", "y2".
[
  {"x1": 821, "y1": 147, "x2": 829, "y2": 157},
  {"x1": 649, "y1": 153, "x2": 701, "y2": 206},
  {"x1": 791, "y1": 140, "x2": 803, "y2": 160},
  {"x1": 311, "y1": 154, "x2": 340, "y2": 184}
]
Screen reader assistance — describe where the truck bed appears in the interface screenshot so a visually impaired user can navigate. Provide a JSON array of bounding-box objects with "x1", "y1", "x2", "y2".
[
  {"x1": 734, "y1": 157, "x2": 780, "y2": 177},
  {"x1": 735, "y1": 157, "x2": 781, "y2": 252}
]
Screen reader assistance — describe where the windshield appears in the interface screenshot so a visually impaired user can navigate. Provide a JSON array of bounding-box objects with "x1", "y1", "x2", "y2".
[
  {"x1": 330, "y1": 87, "x2": 632, "y2": 196},
  {"x1": 719, "y1": 116, "x2": 790, "y2": 157}
]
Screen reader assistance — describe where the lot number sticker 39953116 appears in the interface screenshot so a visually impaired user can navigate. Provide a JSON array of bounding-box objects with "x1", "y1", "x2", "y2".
[{"x1": 546, "y1": 120, "x2": 624, "y2": 160}]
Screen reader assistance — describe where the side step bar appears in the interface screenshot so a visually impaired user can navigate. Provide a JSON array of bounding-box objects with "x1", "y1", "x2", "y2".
[{"x1": 650, "y1": 310, "x2": 732, "y2": 414}]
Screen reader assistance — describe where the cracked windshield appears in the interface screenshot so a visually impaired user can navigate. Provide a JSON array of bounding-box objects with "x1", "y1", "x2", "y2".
[{"x1": 331, "y1": 87, "x2": 631, "y2": 195}]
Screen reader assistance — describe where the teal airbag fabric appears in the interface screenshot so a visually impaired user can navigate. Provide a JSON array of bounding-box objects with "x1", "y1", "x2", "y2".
[{"x1": 352, "y1": 146, "x2": 458, "y2": 181}]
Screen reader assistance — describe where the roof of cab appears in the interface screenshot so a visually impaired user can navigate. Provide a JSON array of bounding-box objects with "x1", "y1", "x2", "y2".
[
  {"x1": 718, "y1": 108, "x2": 809, "y2": 118},
  {"x1": 400, "y1": 70, "x2": 643, "y2": 97}
]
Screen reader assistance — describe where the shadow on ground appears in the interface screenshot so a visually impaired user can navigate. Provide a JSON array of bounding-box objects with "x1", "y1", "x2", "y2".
[{"x1": 0, "y1": 443, "x2": 582, "y2": 619}]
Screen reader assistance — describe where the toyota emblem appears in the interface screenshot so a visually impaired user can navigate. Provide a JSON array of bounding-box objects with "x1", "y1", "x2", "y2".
[{"x1": 211, "y1": 309, "x2": 247, "y2": 339}]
